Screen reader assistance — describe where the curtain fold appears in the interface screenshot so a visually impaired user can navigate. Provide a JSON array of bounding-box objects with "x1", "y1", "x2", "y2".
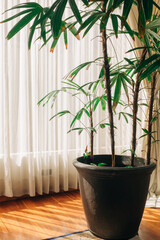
[
  {"x1": 146, "y1": 79, "x2": 160, "y2": 208},
  {"x1": 128, "y1": 1, "x2": 160, "y2": 208},
  {"x1": 0, "y1": 0, "x2": 146, "y2": 197}
]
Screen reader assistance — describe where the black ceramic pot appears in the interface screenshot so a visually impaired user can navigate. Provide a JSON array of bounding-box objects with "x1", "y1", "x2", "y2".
[{"x1": 73, "y1": 155, "x2": 156, "y2": 240}]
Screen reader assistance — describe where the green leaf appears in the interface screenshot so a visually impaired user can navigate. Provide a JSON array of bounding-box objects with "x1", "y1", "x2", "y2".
[
  {"x1": 93, "y1": 81, "x2": 99, "y2": 92},
  {"x1": 50, "y1": 91, "x2": 62, "y2": 107},
  {"x1": 142, "y1": 0, "x2": 153, "y2": 21},
  {"x1": 66, "y1": 23, "x2": 80, "y2": 40},
  {"x1": 142, "y1": 128, "x2": 149, "y2": 134},
  {"x1": 78, "y1": 12, "x2": 103, "y2": 34},
  {"x1": 111, "y1": 75, "x2": 118, "y2": 87},
  {"x1": 51, "y1": 0, "x2": 68, "y2": 38},
  {"x1": 112, "y1": 0, "x2": 124, "y2": 9},
  {"x1": 121, "y1": 0, "x2": 134, "y2": 29},
  {"x1": 68, "y1": 61, "x2": 92, "y2": 80},
  {"x1": 93, "y1": 97, "x2": 100, "y2": 111},
  {"x1": 113, "y1": 74, "x2": 122, "y2": 109},
  {"x1": 139, "y1": 103, "x2": 148, "y2": 107},
  {"x1": 146, "y1": 17, "x2": 160, "y2": 29},
  {"x1": 121, "y1": 72, "x2": 132, "y2": 85},
  {"x1": 28, "y1": 14, "x2": 40, "y2": 49},
  {"x1": 1, "y1": 9, "x2": 33, "y2": 23},
  {"x1": 69, "y1": 80, "x2": 88, "y2": 95},
  {"x1": 121, "y1": 112, "x2": 128, "y2": 123},
  {"x1": 126, "y1": 46, "x2": 153, "y2": 54},
  {"x1": 136, "y1": 54, "x2": 160, "y2": 72},
  {"x1": 70, "y1": 115, "x2": 77, "y2": 128},
  {"x1": 100, "y1": 14, "x2": 109, "y2": 31},
  {"x1": 38, "y1": 92, "x2": 53, "y2": 106},
  {"x1": 100, "y1": 123, "x2": 110, "y2": 129},
  {"x1": 140, "y1": 60, "x2": 160, "y2": 80},
  {"x1": 76, "y1": 81, "x2": 91, "y2": 91},
  {"x1": 88, "y1": 127, "x2": 97, "y2": 133},
  {"x1": 7, "y1": 10, "x2": 39, "y2": 40},
  {"x1": 101, "y1": 97, "x2": 106, "y2": 111},
  {"x1": 38, "y1": 31, "x2": 53, "y2": 50},
  {"x1": 121, "y1": 148, "x2": 136, "y2": 155},
  {"x1": 116, "y1": 15, "x2": 135, "y2": 39},
  {"x1": 125, "y1": 113, "x2": 141, "y2": 122},
  {"x1": 151, "y1": 116, "x2": 158, "y2": 123},
  {"x1": 81, "y1": 0, "x2": 89, "y2": 6},
  {"x1": 83, "y1": 108, "x2": 90, "y2": 117},
  {"x1": 108, "y1": 0, "x2": 114, "y2": 10},
  {"x1": 152, "y1": 139, "x2": 159, "y2": 144},
  {"x1": 3, "y1": 2, "x2": 42, "y2": 13},
  {"x1": 140, "y1": 130, "x2": 156, "y2": 140},
  {"x1": 100, "y1": 80, "x2": 105, "y2": 89},
  {"x1": 63, "y1": 79, "x2": 78, "y2": 89},
  {"x1": 119, "y1": 112, "x2": 129, "y2": 123},
  {"x1": 144, "y1": 34, "x2": 153, "y2": 57},
  {"x1": 111, "y1": 14, "x2": 118, "y2": 38},
  {"x1": 69, "y1": 0, "x2": 82, "y2": 24},
  {"x1": 147, "y1": 29, "x2": 160, "y2": 41},
  {"x1": 100, "y1": 123, "x2": 117, "y2": 129},
  {"x1": 124, "y1": 57, "x2": 135, "y2": 67},
  {"x1": 121, "y1": 78, "x2": 129, "y2": 101},
  {"x1": 83, "y1": 153, "x2": 89, "y2": 159},
  {"x1": 31, "y1": 0, "x2": 60, "y2": 28},
  {"x1": 77, "y1": 109, "x2": 83, "y2": 120},
  {"x1": 78, "y1": 128, "x2": 84, "y2": 135},
  {"x1": 99, "y1": 67, "x2": 104, "y2": 79},
  {"x1": 88, "y1": 82, "x2": 95, "y2": 90},
  {"x1": 146, "y1": 32, "x2": 159, "y2": 53},
  {"x1": 40, "y1": 12, "x2": 47, "y2": 43},
  {"x1": 83, "y1": 14, "x2": 102, "y2": 37},
  {"x1": 118, "y1": 112, "x2": 121, "y2": 120},
  {"x1": 68, "y1": 128, "x2": 84, "y2": 134},
  {"x1": 64, "y1": 28, "x2": 68, "y2": 49},
  {"x1": 50, "y1": 110, "x2": 71, "y2": 120},
  {"x1": 153, "y1": 1, "x2": 160, "y2": 10},
  {"x1": 98, "y1": 163, "x2": 108, "y2": 166},
  {"x1": 87, "y1": 96, "x2": 98, "y2": 108},
  {"x1": 50, "y1": 29, "x2": 62, "y2": 52}
]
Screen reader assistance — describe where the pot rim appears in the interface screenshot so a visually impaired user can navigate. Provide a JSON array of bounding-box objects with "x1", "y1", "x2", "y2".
[{"x1": 73, "y1": 154, "x2": 156, "y2": 174}]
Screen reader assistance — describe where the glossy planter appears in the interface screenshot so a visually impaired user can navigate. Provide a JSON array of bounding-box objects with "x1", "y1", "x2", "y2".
[{"x1": 73, "y1": 155, "x2": 156, "y2": 240}]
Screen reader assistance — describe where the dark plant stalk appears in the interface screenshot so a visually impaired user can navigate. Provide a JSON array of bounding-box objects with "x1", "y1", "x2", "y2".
[
  {"x1": 101, "y1": 2, "x2": 115, "y2": 167},
  {"x1": 131, "y1": 49, "x2": 147, "y2": 166},
  {"x1": 146, "y1": 71, "x2": 157, "y2": 165},
  {"x1": 89, "y1": 105, "x2": 94, "y2": 161}
]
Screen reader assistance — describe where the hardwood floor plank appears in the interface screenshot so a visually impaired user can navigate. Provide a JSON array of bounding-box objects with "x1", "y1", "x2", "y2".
[
  {"x1": 0, "y1": 191, "x2": 159, "y2": 240},
  {"x1": 139, "y1": 208, "x2": 160, "y2": 240},
  {"x1": 0, "y1": 219, "x2": 8, "y2": 233}
]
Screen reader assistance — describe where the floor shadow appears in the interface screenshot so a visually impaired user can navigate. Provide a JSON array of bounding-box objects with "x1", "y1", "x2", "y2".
[{"x1": 130, "y1": 235, "x2": 141, "y2": 240}]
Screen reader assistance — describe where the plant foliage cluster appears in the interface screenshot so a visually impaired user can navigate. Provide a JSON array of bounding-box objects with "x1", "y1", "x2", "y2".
[{"x1": 1, "y1": 0, "x2": 160, "y2": 166}]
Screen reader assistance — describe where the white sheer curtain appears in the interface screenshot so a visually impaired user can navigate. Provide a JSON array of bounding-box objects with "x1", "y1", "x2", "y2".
[{"x1": 0, "y1": 0, "x2": 144, "y2": 197}]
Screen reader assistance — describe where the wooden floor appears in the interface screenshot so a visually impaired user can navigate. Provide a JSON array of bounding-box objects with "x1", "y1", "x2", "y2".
[{"x1": 0, "y1": 191, "x2": 159, "y2": 240}]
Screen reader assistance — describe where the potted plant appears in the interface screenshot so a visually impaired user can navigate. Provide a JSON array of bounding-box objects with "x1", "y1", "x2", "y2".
[{"x1": 1, "y1": 0, "x2": 160, "y2": 239}]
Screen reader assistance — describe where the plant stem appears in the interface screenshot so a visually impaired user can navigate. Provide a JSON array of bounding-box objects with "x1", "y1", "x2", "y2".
[
  {"x1": 131, "y1": 49, "x2": 147, "y2": 166},
  {"x1": 89, "y1": 105, "x2": 94, "y2": 161},
  {"x1": 146, "y1": 71, "x2": 157, "y2": 165},
  {"x1": 101, "y1": 2, "x2": 115, "y2": 167}
]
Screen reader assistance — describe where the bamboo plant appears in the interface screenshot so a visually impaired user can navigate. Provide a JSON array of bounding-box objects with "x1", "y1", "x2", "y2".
[
  {"x1": 1, "y1": 0, "x2": 160, "y2": 167},
  {"x1": 38, "y1": 58, "x2": 132, "y2": 162},
  {"x1": 38, "y1": 78, "x2": 107, "y2": 161}
]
